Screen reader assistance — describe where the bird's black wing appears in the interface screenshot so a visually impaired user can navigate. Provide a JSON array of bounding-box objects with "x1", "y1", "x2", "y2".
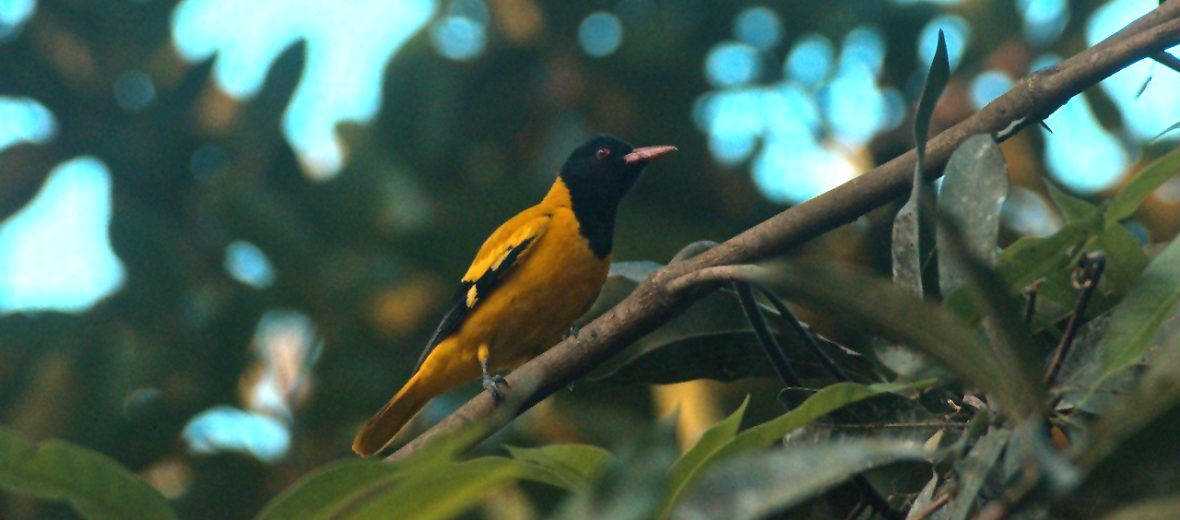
[{"x1": 410, "y1": 235, "x2": 538, "y2": 375}]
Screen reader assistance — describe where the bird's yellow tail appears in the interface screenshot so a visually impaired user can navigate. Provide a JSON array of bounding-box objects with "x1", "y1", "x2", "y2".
[{"x1": 352, "y1": 375, "x2": 430, "y2": 457}]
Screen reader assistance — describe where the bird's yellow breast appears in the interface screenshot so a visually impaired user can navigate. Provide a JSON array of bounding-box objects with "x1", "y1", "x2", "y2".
[{"x1": 416, "y1": 179, "x2": 610, "y2": 381}]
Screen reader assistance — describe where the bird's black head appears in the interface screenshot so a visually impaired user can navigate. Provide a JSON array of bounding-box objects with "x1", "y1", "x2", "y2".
[{"x1": 558, "y1": 135, "x2": 676, "y2": 257}]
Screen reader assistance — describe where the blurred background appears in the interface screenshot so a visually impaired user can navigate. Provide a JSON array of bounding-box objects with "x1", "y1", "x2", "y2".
[{"x1": 1, "y1": 0, "x2": 1178, "y2": 517}]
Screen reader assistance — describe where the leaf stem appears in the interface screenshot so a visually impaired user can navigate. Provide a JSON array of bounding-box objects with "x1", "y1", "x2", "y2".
[
  {"x1": 734, "y1": 282, "x2": 802, "y2": 387},
  {"x1": 1043, "y1": 252, "x2": 1106, "y2": 388},
  {"x1": 755, "y1": 286, "x2": 853, "y2": 383}
]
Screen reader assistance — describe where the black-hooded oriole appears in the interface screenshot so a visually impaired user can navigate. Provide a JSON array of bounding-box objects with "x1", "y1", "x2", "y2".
[{"x1": 353, "y1": 135, "x2": 677, "y2": 456}]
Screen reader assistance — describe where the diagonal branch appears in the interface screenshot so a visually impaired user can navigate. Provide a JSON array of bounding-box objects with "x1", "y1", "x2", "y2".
[{"x1": 388, "y1": 3, "x2": 1180, "y2": 461}]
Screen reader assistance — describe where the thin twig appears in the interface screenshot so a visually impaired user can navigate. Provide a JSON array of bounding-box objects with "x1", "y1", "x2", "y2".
[
  {"x1": 909, "y1": 492, "x2": 951, "y2": 520},
  {"x1": 388, "y1": 6, "x2": 1180, "y2": 462},
  {"x1": 1153, "y1": 50, "x2": 1180, "y2": 73},
  {"x1": 734, "y1": 282, "x2": 802, "y2": 387},
  {"x1": 1043, "y1": 252, "x2": 1106, "y2": 387},
  {"x1": 756, "y1": 286, "x2": 853, "y2": 383},
  {"x1": 1022, "y1": 280, "x2": 1043, "y2": 325}
]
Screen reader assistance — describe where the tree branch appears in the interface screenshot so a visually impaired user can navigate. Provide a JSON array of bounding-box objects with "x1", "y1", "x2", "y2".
[{"x1": 388, "y1": 4, "x2": 1180, "y2": 461}]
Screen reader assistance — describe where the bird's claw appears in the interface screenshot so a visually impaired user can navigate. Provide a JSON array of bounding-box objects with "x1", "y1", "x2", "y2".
[
  {"x1": 562, "y1": 324, "x2": 581, "y2": 340},
  {"x1": 483, "y1": 373, "x2": 509, "y2": 402}
]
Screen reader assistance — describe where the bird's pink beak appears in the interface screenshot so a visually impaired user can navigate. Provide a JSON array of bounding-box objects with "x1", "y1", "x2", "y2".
[{"x1": 623, "y1": 145, "x2": 678, "y2": 166}]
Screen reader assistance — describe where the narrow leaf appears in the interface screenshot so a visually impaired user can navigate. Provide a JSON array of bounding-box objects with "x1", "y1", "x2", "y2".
[
  {"x1": 757, "y1": 262, "x2": 1039, "y2": 416},
  {"x1": 659, "y1": 397, "x2": 750, "y2": 518},
  {"x1": 255, "y1": 461, "x2": 396, "y2": 520},
  {"x1": 1099, "y1": 234, "x2": 1180, "y2": 380},
  {"x1": 506, "y1": 444, "x2": 614, "y2": 491},
  {"x1": 1105, "y1": 146, "x2": 1180, "y2": 222},
  {"x1": 675, "y1": 439, "x2": 930, "y2": 520},
  {"x1": 0, "y1": 427, "x2": 178, "y2": 520},
  {"x1": 947, "y1": 428, "x2": 1012, "y2": 520},
  {"x1": 1046, "y1": 182, "x2": 1100, "y2": 224}
]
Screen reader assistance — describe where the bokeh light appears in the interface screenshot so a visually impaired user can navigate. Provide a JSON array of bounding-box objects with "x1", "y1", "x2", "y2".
[
  {"x1": 785, "y1": 34, "x2": 834, "y2": 87},
  {"x1": 171, "y1": 0, "x2": 436, "y2": 178},
  {"x1": 431, "y1": 14, "x2": 487, "y2": 61},
  {"x1": 1086, "y1": 0, "x2": 1180, "y2": 142},
  {"x1": 0, "y1": 0, "x2": 34, "y2": 41},
  {"x1": 113, "y1": 70, "x2": 157, "y2": 111},
  {"x1": 578, "y1": 11, "x2": 624, "y2": 57},
  {"x1": 0, "y1": 96, "x2": 56, "y2": 151},
  {"x1": 733, "y1": 6, "x2": 782, "y2": 51},
  {"x1": 0, "y1": 157, "x2": 125, "y2": 313},
  {"x1": 918, "y1": 14, "x2": 971, "y2": 69},
  {"x1": 1018, "y1": 0, "x2": 1069, "y2": 46},
  {"x1": 705, "y1": 42, "x2": 761, "y2": 88},
  {"x1": 224, "y1": 240, "x2": 277, "y2": 289},
  {"x1": 969, "y1": 70, "x2": 1014, "y2": 109}
]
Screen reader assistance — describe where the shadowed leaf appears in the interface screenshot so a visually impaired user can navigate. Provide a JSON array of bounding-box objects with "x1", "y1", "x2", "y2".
[
  {"x1": 1105, "y1": 146, "x2": 1180, "y2": 222},
  {"x1": 0, "y1": 427, "x2": 178, "y2": 520},
  {"x1": 937, "y1": 134, "x2": 1009, "y2": 295},
  {"x1": 506, "y1": 444, "x2": 614, "y2": 491},
  {"x1": 947, "y1": 428, "x2": 1011, "y2": 520},
  {"x1": 1099, "y1": 234, "x2": 1180, "y2": 381},
  {"x1": 675, "y1": 439, "x2": 930, "y2": 520},
  {"x1": 658, "y1": 397, "x2": 750, "y2": 518}
]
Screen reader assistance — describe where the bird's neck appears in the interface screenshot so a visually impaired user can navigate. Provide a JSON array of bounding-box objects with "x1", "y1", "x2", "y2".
[{"x1": 545, "y1": 177, "x2": 616, "y2": 259}]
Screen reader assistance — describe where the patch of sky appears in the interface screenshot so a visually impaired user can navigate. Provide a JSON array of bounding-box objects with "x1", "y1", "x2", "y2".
[
  {"x1": 171, "y1": 0, "x2": 436, "y2": 178},
  {"x1": 918, "y1": 14, "x2": 970, "y2": 70},
  {"x1": 0, "y1": 157, "x2": 125, "y2": 313},
  {"x1": 970, "y1": 70, "x2": 1013, "y2": 110},
  {"x1": 785, "y1": 33, "x2": 834, "y2": 87},
  {"x1": 705, "y1": 41, "x2": 762, "y2": 88},
  {"x1": 0, "y1": 0, "x2": 35, "y2": 41},
  {"x1": 1018, "y1": 0, "x2": 1068, "y2": 47},
  {"x1": 1035, "y1": 55, "x2": 1129, "y2": 193},
  {"x1": 0, "y1": 96, "x2": 56, "y2": 151},
  {"x1": 1086, "y1": 0, "x2": 1180, "y2": 142}
]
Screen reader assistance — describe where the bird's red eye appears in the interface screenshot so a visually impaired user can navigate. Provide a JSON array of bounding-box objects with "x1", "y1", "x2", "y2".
[{"x1": 595, "y1": 147, "x2": 611, "y2": 160}]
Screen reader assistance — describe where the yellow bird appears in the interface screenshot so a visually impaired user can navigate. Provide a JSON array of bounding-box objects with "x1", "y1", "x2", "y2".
[{"x1": 353, "y1": 135, "x2": 676, "y2": 456}]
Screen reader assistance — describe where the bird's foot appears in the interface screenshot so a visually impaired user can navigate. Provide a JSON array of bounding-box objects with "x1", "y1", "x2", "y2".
[
  {"x1": 562, "y1": 324, "x2": 581, "y2": 340},
  {"x1": 482, "y1": 373, "x2": 510, "y2": 402}
]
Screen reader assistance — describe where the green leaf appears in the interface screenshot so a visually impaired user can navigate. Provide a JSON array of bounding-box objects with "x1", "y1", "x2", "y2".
[
  {"x1": 255, "y1": 461, "x2": 396, "y2": 520},
  {"x1": 947, "y1": 428, "x2": 1012, "y2": 520},
  {"x1": 595, "y1": 329, "x2": 875, "y2": 385},
  {"x1": 1046, "y1": 182, "x2": 1100, "y2": 224},
  {"x1": 1092, "y1": 223, "x2": 1150, "y2": 297},
  {"x1": 0, "y1": 427, "x2": 177, "y2": 520},
  {"x1": 674, "y1": 439, "x2": 931, "y2": 520},
  {"x1": 595, "y1": 330, "x2": 776, "y2": 383},
  {"x1": 506, "y1": 444, "x2": 614, "y2": 491},
  {"x1": 1105, "y1": 145, "x2": 1180, "y2": 222},
  {"x1": 893, "y1": 29, "x2": 950, "y2": 299},
  {"x1": 937, "y1": 134, "x2": 1009, "y2": 295},
  {"x1": 999, "y1": 223, "x2": 1092, "y2": 292},
  {"x1": 331, "y1": 457, "x2": 561, "y2": 520},
  {"x1": 757, "y1": 262, "x2": 1040, "y2": 417},
  {"x1": 714, "y1": 381, "x2": 932, "y2": 463},
  {"x1": 553, "y1": 418, "x2": 679, "y2": 520},
  {"x1": 1101, "y1": 495, "x2": 1180, "y2": 520},
  {"x1": 1099, "y1": 234, "x2": 1180, "y2": 381},
  {"x1": 658, "y1": 397, "x2": 750, "y2": 518}
]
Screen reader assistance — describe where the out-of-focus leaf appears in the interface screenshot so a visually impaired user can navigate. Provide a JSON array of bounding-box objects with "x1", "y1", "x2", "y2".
[
  {"x1": 608, "y1": 261, "x2": 663, "y2": 283},
  {"x1": 999, "y1": 223, "x2": 1092, "y2": 293},
  {"x1": 674, "y1": 439, "x2": 930, "y2": 520},
  {"x1": 595, "y1": 329, "x2": 875, "y2": 385},
  {"x1": 1046, "y1": 182, "x2": 1100, "y2": 224},
  {"x1": 0, "y1": 427, "x2": 178, "y2": 520},
  {"x1": 553, "y1": 418, "x2": 679, "y2": 520},
  {"x1": 1092, "y1": 224, "x2": 1150, "y2": 297},
  {"x1": 1099, "y1": 234, "x2": 1180, "y2": 382},
  {"x1": 893, "y1": 29, "x2": 950, "y2": 299},
  {"x1": 713, "y1": 381, "x2": 932, "y2": 463},
  {"x1": 595, "y1": 330, "x2": 775, "y2": 383},
  {"x1": 1104, "y1": 146, "x2": 1180, "y2": 222},
  {"x1": 937, "y1": 134, "x2": 1008, "y2": 294},
  {"x1": 255, "y1": 461, "x2": 396, "y2": 520},
  {"x1": 1101, "y1": 495, "x2": 1180, "y2": 520},
  {"x1": 906, "y1": 471, "x2": 945, "y2": 520},
  {"x1": 659, "y1": 397, "x2": 750, "y2": 518},
  {"x1": 948, "y1": 428, "x2": 1012, "y2": 520},
  {"x1": 330, "y1": 457, "x2": 563, "y2": 520},
  {"x1": 757, "y1": 262, "x2": 1040, "y2": 417},
  {"x1": 506, "y1": 444, "x2": 614, "y2": 491}
]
